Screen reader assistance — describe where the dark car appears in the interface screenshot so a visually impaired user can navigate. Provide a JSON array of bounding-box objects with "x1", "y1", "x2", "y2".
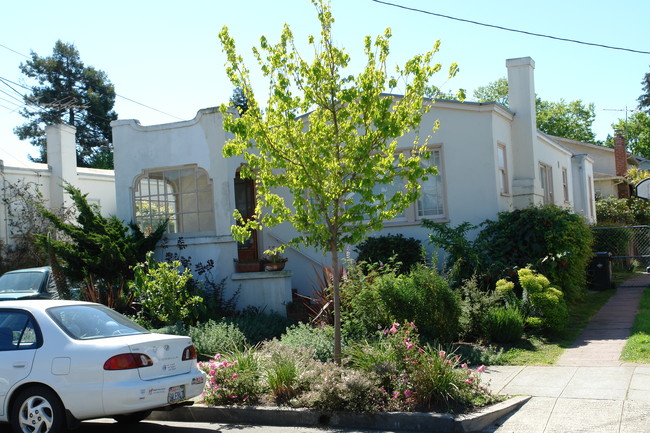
[{"x1": 0, "y1": 266, "x2": 56, "y2": 300}]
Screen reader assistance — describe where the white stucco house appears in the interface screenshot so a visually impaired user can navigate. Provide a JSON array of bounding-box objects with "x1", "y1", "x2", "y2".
[
  {"x1": 0, "y1": 124, "x2": 116, "y2": 248},
  {"x1": 109, "y1": 56, "x2": 596, "y2": 314}
]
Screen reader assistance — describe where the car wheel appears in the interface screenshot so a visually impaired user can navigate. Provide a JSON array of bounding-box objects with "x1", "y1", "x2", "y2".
[
  {"x1": 113, "y1": 410, "x2": 152, "y2": 424},
  {"x1": 11, "y1": 386, "x2": 65, "y2": 433}
]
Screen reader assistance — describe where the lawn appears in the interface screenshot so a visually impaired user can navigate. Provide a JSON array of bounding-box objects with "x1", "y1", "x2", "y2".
[{"x1": 620, "y1": 286, "x2": 650, "y2": 363}]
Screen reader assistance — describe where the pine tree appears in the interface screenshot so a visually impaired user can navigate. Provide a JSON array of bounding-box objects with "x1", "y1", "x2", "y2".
[{"x1": 15, "y1": 40, "x2": 118, "y2": 168}]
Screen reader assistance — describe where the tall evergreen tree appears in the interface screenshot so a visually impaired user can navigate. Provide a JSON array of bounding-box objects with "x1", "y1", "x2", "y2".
[
  {"x1": 15, "y1": 40, "x2": 118, "y2": 169},
  {"x1": 639, "y1": 70, "x2": 650, "y2": 112}
]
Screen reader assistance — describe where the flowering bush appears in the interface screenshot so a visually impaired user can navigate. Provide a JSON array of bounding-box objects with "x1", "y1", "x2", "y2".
[
  {"x1": 198, "y1": 322, "x2": 498, "y2": 413},
  {"x1": 346, "y1": 321, "x2": 496, "y2": 412},
  {"x1": 198, "y1": 350, "x2": 263, "y2": 405}
]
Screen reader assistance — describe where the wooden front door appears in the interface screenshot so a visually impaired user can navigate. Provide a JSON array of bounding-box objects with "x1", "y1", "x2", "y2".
[{"x1": 234, "y1": 173, "x2": 258, "y2": 262}]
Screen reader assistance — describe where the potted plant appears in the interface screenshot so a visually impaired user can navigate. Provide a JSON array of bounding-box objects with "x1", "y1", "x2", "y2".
[{"x1": 262, "y1": 249, "x2": 288, "y2": 271}]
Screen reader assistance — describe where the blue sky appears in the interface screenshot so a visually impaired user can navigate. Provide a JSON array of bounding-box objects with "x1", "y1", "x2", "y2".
[{"x1": 1, "y1": 0, "x2": 649, "y2": 166}]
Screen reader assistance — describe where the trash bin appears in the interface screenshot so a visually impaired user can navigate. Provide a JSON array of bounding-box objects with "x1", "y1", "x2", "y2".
[{"x1": 589, "y1": 252, "x2": 613, "y2": 291}]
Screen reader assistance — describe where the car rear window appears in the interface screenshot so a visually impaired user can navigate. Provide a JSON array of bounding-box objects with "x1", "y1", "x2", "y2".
[
  {"x1": 47, "y1": 305, "x2": 149, "y2": 340},
  {"x1": 0, "y1": 272, "x2": 44, "y2": 293}
]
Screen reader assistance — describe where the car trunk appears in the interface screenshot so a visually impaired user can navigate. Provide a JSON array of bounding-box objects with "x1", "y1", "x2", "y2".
[{"x1": 126, "y1": 334, "x2": 193, "y2": 381}]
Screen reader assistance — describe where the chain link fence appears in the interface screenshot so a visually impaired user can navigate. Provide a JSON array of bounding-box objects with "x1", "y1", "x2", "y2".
[{"x1": 592, "y1": 225, "x2": 650, "y2": 271}]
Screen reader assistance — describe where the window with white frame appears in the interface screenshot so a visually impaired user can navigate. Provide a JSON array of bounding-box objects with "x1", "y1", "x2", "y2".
[
  {"x1": 497, "y1": 144, "x2": 509, "y2": 195},
  {"x1": 539, "y1": 163, "x2": 554, "y2": 205},
  {"x1": 561, "y1": 168, "x2": 569, "y2": 202},
  {"x1": 417, "y1": 148, "x2": 446, "y2": 219},
  {"x1": 134, "y1": 166, "x2": 215, "y2": 234}
]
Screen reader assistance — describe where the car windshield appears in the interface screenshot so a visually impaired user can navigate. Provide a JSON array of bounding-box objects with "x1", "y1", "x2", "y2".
[
  {"x1": 0, "y1": 272, "x2": 44, "y2": 293},
  {"x1": 47, "y1": 304, "x2": 149, "y2": 340}
]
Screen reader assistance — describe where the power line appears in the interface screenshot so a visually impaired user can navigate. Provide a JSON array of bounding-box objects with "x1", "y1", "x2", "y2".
[
  {"x1": 0, "y1": 43, "x2": 185, "y2": 120},
  {"x1": 370, "y1": 0, "x2": 650, "y2": 55}
]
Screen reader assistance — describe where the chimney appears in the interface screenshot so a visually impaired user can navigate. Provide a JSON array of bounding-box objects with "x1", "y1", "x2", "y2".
[
  {"x1": 46, "y1": 124, "x2": 78, "y2": 210},
  {"x1": 507, "y1": 57, "x2": 541, "y2": 207},
  {"x1": 613, "y1": 129, "x2": 630, "y2": 198}
]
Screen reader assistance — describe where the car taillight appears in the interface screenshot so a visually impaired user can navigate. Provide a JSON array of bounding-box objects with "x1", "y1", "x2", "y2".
[
  {"x1": 103, "y1": 353, "x2": 153, "y2": 370},
  {"x1": 182, "y1": 344, "x2": 197, "y2": 361}
]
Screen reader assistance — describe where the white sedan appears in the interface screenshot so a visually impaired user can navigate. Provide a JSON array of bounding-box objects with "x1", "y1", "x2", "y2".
[{"x1": 0, "y1": 300, "x2": 206, "y2": 433}]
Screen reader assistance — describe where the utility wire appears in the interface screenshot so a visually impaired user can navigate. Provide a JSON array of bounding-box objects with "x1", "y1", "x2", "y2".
[
  {"x1": 370, "y1": 0, "x2": 650, "y2": 55},
  {"x1": 0, "y1": 43, "x2": 185, "y2": 120}
]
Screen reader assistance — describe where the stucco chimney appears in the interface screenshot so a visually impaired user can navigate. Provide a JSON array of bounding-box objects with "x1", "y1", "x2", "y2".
[
  {"x1": 46, "y1": 124, "x2": 77, "y2": 210},
  {"x1": 613, "y1": 129, "x2": 630, "y2": 198},
  {"x1": 507, "y1": 57, "x2": 541, "y2": 207}
]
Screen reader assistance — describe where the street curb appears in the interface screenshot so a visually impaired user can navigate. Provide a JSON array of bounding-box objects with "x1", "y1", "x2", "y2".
[{"x1": 149, "y1": 395, "x2": 530, "y2": 432}]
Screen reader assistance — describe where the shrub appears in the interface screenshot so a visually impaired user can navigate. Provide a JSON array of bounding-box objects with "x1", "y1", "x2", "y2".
[
  {"x1": 345, "y1": 321, "x2": 496, "y2": 412},
  {"x1": 596, "y1": 196, "x2": 650, "y2": 226},
  {"x1": 225, "y1": 311, "x2": 295, "y2": 345},
  {"x1": 376, "y1": 265, "x2": 461, "y2": 342},
  {"x1": 486, "y1": 307, "x2": 524, "y2": 343},
  {"x1": 354, "y1": 234, "x2": 425, "y2": 275},
  {"x1": 280, "y1": 323, "x2": 337, "y2": 362},
  {"x1": 458, "y1": 277, "x2": 501, "y2": 341},
  {"x1": 339, "y1": 260, "x2": 395, "y2": 340},
  {"x1": 199, "y1": 349, "x2": 264, "y2": 405},
  {"x1": 130, "y1": 252, "x2": 204, "y2": 328},
  {"x1": 189, "y1": 320, "x2": 248, "y2": 357},
  {"x1": 426, "y1": 205, "x2": 593, "y2": 303},
  {"x1": 297, "y1": 363, "x2": 387, "y2": 412},
  {"x1": 518, "y1": 268, "x2": 568, "y2": 335}
]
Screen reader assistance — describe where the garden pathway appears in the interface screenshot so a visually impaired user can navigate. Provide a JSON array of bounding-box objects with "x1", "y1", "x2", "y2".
[
  {"x1": 556, "y1": 272, "x2": 650, "y2": 366},
  {"x1": 481, "y1": 273, "x2": 650, "y2": 433}
]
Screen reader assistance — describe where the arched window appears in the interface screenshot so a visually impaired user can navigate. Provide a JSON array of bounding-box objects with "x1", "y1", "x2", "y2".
[{"x1": 133, "y1": 165, "x2": 215, "y2": 234}]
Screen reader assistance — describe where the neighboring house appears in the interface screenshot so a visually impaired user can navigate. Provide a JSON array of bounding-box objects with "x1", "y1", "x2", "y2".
[
  {"x1": 0, "y1": 124, "x2": 116, "y2": 248},
  {"x1": 111, "y1": 56, "x2": 596, "y2": 313},
  {"x1": 552, "y1": 132, "x2": 637, "y2": 199}
]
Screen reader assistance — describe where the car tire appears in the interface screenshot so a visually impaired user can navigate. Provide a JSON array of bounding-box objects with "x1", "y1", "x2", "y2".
[
  {"x1": 113, "y1": 410, "x2": 152, "y2": 424},
  {"x1": 10, "y1": 386, "x2": 66, "y2": 433}
]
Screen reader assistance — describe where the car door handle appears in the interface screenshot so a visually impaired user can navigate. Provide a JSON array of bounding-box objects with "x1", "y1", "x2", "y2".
[{"x1": 13, "y1": 362, "x2": 27, "y2": 368}]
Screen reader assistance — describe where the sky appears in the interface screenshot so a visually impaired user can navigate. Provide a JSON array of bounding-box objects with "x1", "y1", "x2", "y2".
[{"x1": 1, "y1": 0, "x2": 649, "y2": 167}]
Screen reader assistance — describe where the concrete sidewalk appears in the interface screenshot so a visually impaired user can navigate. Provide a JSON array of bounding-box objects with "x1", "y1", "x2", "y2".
[{"x1": 480, "y1": 273, "x2": 650, "y2": 433}]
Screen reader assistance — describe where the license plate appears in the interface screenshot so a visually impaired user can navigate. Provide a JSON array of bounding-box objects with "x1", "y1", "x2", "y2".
[{"x1": 167, "y1": 385, "x2": 185, "y2": 403}]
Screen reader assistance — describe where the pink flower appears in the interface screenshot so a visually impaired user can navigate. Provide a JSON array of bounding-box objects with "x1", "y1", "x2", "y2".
[
  {"x1": 461, "y1": 363, "x2": 468, "y2": 369},
  {"x1": 404, "y1": 389, "x2": 413, "y2": 398},
  {"x1": 231, "y1": 373, "x2": 239, "y2": 379},
  {"x1": 406, "y1": 343, "x2": 414, "y2": 350},
  {"x1": 465, "y1": 379, "x2": 472, "y2": 384},
  {"x1": 389, "y1": 322, "x2": 400, "y2": 334},
  {"x1": 476, "y1": 365, "x2": 486, "y2": 373},
  {"x1": 393, "y1": 391, "x2": 400, "y2": 399},
  {"x1": 418, "y1": 347, "x2": 424, "y2": 354},
  {"x1": 439, "y1": 350, "x2": 446, "y2": 359},
  {"x1": 409, "y1": 322, "x2": 416, "y2": 329},
  {"x1": 391, "y1": 374, "x2": 397, "y2": 380}
]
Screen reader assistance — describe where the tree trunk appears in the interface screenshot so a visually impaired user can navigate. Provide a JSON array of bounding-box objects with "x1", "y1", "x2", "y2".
[{"x1": 330, "y1": 244, "x2": 342, "y2": 365}]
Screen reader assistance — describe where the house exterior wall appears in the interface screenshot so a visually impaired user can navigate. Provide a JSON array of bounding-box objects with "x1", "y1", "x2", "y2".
[
  {"x1": 111, "y1": 56, "x2": 597, "y2": 303},
  {"x1": 112, "y1": 108, "x2": 248, "y2": 309},
  {"x1": 0, "y1": 125, "x2": 116, "y2": 250}
]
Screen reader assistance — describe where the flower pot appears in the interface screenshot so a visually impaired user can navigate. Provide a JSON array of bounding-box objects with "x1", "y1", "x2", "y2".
[{"x1": 264, "y1": 262, "x2": 286, "y2": 272}]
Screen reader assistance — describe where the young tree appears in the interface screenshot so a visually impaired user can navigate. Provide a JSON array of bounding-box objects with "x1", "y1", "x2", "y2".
[
  {"x1": 15, "y1": 40, "x2": 118, "y2": 169},
  {"x1": 219, "y1": 0, "x2": 451, "y2": 363}
]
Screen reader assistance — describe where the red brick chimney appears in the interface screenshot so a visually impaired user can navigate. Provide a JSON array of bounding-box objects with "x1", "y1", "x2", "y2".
[{"x1": 614, "y1": 129, "x2": 630, "y2": 198}]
